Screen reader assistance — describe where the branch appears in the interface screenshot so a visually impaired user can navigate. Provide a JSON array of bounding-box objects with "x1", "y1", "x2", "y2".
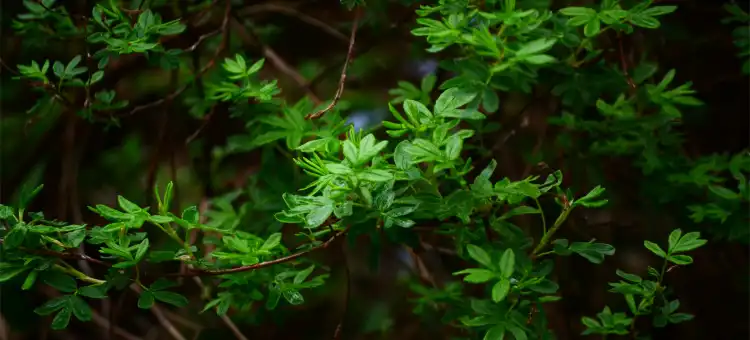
[
  {"x1": 177, "y1": 224, "x2": 349, "y2": 277},
  {"x1": 0, "y1": 239, "x2": 111, "y2": 267},
  {"x1": 228, "y1": 16, "x2": 321, "y2": 104},
  {"x1": 123, "y1": 0, "x2": 232, "y2": 116},
  {"x1": 239, "y1": 4, "x2": 349, "y2": 43},
  {"x1": 130, "y1": 285, "x2": 187, "y2": 340},
  {"x1": 304, "y1": 8, "x2": 362, "y2": 120}
]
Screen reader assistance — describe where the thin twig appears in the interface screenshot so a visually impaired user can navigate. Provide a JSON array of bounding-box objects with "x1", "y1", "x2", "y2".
[
  {"x1": 190, "y1": 201, "x2": 248, "y2": 340},
  {"x1": 0, "y1": 239, "x2": 110, "y2": 266},
  {"x1": 124, "y1": 0, "x2": 232, "y2": 116},
  {"x1": 130, "y1": 285, "x2": 187, "y2": 340},
  {"x1": 177, "y1": 224, "x2": 349, "y2": 277},
  {"x1": 617, "y1": 33, "x2": 637, "y2": 92},
  {"x1": 262, "y1": 46, "x2": 322, "y2": 104},
  {"x1": 40, "y1": 287, "x2": 142, "y2": 340},
  {"x1": 228, "y1": 16, "x2": 321, "y2": 104},
  {"x1": 304, "y1": 8, "x2": 362, "y2": 120},
  {"x1": 332, "y1": 230, "x2": 350, "y2": 339},
  {"x1": 239, "y1": 4, "x2": 349, "y2": 42}
]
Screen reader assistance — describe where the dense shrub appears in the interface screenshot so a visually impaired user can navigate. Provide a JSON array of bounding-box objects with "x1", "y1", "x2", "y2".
[{"x1": 0, "y1": 1, "x2": 747, "y2": 339}]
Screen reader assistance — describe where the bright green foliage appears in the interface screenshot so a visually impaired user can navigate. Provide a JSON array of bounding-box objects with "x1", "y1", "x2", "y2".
[{"x1": 0, "y1": 0, "x2": 743, "y2": 338}]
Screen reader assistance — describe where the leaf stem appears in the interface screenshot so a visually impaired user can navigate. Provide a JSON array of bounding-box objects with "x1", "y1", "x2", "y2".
[
  {"x1": 54, "y1": 263, "x2": 106, "y2": 285},
  {"x1": 531, "y1": 204, "x2": 573, "y2": 257}
]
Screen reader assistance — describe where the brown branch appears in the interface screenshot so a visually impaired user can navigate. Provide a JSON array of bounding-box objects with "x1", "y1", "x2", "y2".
[
  {"x1": 239, "y1": 4, "x2": 349, "y2": 43},
  {"x1": 332, "y1": 227, "x2": 350, "y2": 340},
  {"x1": 39, "y1": 287, "x2": 142, "y2": 340},
  {"x1": 123, "y1": 0, "x2": 232, "y2": 116},
  {"x1": 130, "y1": 284, "x2": 187, "y2": 340},
  {"x1": 177, "y1": 224, "x2": 349, "y2": 277},
  {"x1": 617, "y1": 33, "x2": 637, "y2": 92},
  {"x1": 228, "y1": 16, "x2": 321, "y2": 104},
  {"x1": 189, "y1": 200, "x2": 248, "y2": 340},
  {"x1": 304, "y1": 8, "x2": 362, "y2": 120},
  {"x1": 0, "y1": 239, "x2": 111, "y2": 267}
]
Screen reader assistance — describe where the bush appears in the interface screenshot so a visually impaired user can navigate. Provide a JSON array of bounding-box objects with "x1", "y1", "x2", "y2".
[{"x1": 1, "y1": 0, "x2": 747, "y2": 339}]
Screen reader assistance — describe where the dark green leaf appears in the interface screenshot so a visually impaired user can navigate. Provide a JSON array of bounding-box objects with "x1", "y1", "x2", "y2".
[
  {"x1": 69, "y1": 295, "x2": 92, "y2": 321},
  {"x1": 43, "y1": 272, "x2": 77, "y2": 293},
  {"x1": 138, "y1": 291, "x2": 155, "y2": 309},
  {"x1": 34, "y1": 296, "x2": 69, "y2": 315},
  {"x1": 182, "y1": 206, "x2": 199, "y2": 225},
  {"x1": 51, "y1": 308, "x2": 72, "y2": 330},
  {"x1": 153, "y1": 291, "x2": 189, "y2": 307}
]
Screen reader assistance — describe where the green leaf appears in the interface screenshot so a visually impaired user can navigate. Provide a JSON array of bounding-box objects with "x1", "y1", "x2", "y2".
[
  {"x1": 524, "y1": 54, "x2": 557, "y2": 65},
  {"x1": 615, "y1": 270, "x2": 642, "y2": 283},
  {"x1": 43, "y1": 272, "x2": 77, "y2": 293},
  {"x1": 282, "y1": 289, "x2": 305, "y2": 305},
  {"x1": 182, "y1": 206, "x2": 199, "y2": 225},
  {"x1": 708, "y1": 185, "x2": 740, "y2": 200},
  {"x1": 261, "y1": 233, "x2": 282, "y2": 251},
  {"x1": 293, "y1": 265, "x2": 315, "y2": 284},
  {"x1": 484, "y1": 325, "x2": 506, "y2": 340},
  {"x1": 445, "y1": 134, "x2": 463, "y2": 160},
  {"x1": 668, "y1": 229, "x2": 682, "y2": 251},
  {"x1": 435, "y1": 88, "x2": 477, "y2": 116},
  {"x1": 22, "y1": 270, "x2": 39, "y2": 290},
  {"x1": 4, "y1": 225, "x2": 27, "y2": 248},
  {"x1": 153, "y1": 291, "x2": 189, "y2": 307},
  {"x1": 358, "y1": 169, "x2": 394, "y2": 182},
  {"x1": 500, "y1": 206, "x2": 540, "y2": 219},
  {"x1": 630, "y1": 15, "x2": 660, "y2": 29},
  {"x1": 134, "y1": 238, "x2": 149, "y2": 262},
  {"x1": 78, "y1": 285, "x2": 108, "y2": 299},
  {"x1": 506, "y1": 325, "x2": 528, "y2": 340},
  {"x1": 640, "y1": 6, "x2": 677, "y2": 17},
  {"x1": 454, "y1": 268, "x2": 495, "y2": 283},
  {"x1": 466, "y1": 244, "x2": 492, "y2": 268},
  {"x1": 560, "y1": 7, "x2": 597, "y2": 17},
  {"x1": 69, "y1": 296, "x2": 92, "y2": 321},
  {"x1": 305, "y1": 205, "x2": 333, "y2": 228},
  {"x1": 644, "y1": 241, "x2": 666, "y2": 258},
  {"x1": 297, "y1": 139, "x2": 330, "y2": 153},
  {"x1": 34, "y1": 296, "x2": 69, "y2": 315},
  {"x1": 516, "y1": 38, "x2": 557, "y2": 56},
  {"x1": 498, "y1": 249, "x2": 515, "y2": 278},
  {"x1": 117, "y1": 196, "x2": 141, "y2": 213},
  {"x1": 668, "y1": 313, "x2": 694, "y2": 324},
  {"x1": 51, "y1": 308, "x2": 72, "y2": 330},
  {"x1": 671, "y1": 231, "x2": 707, "y2": 253},
  {"x1": 575, "y1": 186, "x2": 608, "y2": 208},
  {"x1": 93, "y1": 204, "x2": 130, "y2": 220},
  {"x1": 667, "y1": 254, "x2": 693, "y2": 265},
  {"x1": 266, "y1": 286, "x2": 281, "y2": 310},
  {"x1": 569, "y1": 242, "x2": 615, "y2": 264},
  {"x1": 584, "y1": 18, "x2": 601, "y2": 37},
  {"x1": 138, "y1": 291, "x2": 155, "y2": 309},
  {"x1": 150, "y1": 278, "x2": 179, "y2": 291},
  {"x1": 0, "y1": 264, "x2": 28, "y2": 282},
  {"x1": 491, "y1": 279, "x2": 510, "y2": 302},
  {"x1": 0, "y1": 205, "x2": 14, "y2": 219}
]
